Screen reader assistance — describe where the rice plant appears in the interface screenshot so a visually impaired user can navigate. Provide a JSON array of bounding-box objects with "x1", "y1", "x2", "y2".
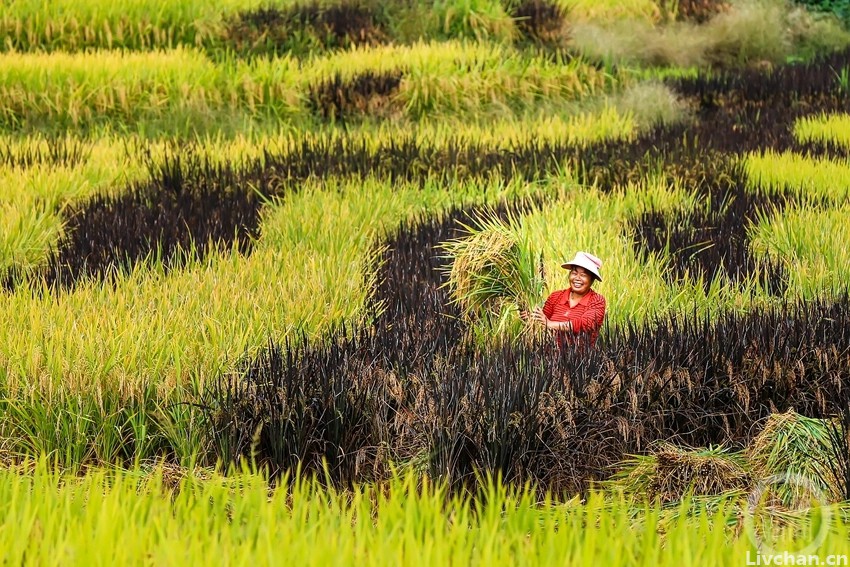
[
  {"x1": 0, "y1": 464, "x2": 845, "y2": 565},
  {"x1": 440, "y1": 209, "x2": 545, "y2": 340},
  {"x1": 607, "y1": 443, "x2": 751, "y2": 503}
]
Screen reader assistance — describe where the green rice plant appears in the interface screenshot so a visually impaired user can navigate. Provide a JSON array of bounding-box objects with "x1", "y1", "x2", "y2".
[
  {"x1": 440, "y1": 209, "x2": 545, "y2": 340},
  {"x1": 795, "y1": 112, "x2": 850, "y2": 147},
  {"x1": 749, "y1": 202, "x2": 850, "y2": 298},
  {"x1": 745, "y1": 149, "x2": 850, "y2": 202},
  {"x1": 0, "y1": 385, "x2": 172, "y2": 467},
  {"x1": 0, "y1": 202, "x2": 63, "y2": 273},
  {"x1": 0, "y1": 0, "x2": 271, "y2": 52},
  {"x1": 0, "y1": 464, "x2": 844, "y2": 565},
  {"x1": 430, "y1": 0, "x2": 517, "y2": 41},
  {"x1": 0, "y1": 47, "x2": 302, "y2": 132}
]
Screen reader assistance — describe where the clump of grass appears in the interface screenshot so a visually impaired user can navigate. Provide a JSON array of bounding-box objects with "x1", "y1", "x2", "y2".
[
  {"x1": 568, "y1": 18, "x2": 714, "y2": 68},
  {"x1": 612, "y1": 80, "x2": 690, "y2": 128},
  {"x1": 440, "y1": 210, "x2": 544, "y2": 340},
  {"x1": 704, "y1": 0, "x2": 792, "y2": 67},
  {"x1": 608, "y1": 443, "x2": 751, "y2": 503},
  {"x1": 430, "y1": 0, "x2": 517, "y2": 42}
]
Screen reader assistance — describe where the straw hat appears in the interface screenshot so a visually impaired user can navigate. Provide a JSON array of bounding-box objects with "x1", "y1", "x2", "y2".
[{"x1": 561, "y1": 251, "x2": 603, "y2": 282}]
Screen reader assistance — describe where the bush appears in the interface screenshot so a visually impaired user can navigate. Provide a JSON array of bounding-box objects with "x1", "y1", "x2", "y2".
[{"x1": 793, "y1": 0, "x2": 850, "y2": 22}]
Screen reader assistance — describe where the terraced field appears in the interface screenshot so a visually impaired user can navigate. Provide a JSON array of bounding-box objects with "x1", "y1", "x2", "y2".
[{"x1": 4, "y1": 0, "x2": 850, "y2": 563}]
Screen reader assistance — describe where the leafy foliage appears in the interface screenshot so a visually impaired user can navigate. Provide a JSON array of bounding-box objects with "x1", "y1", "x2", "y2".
[{"x1": 794, "y1": 0, "x2": 850, "y2": 22}]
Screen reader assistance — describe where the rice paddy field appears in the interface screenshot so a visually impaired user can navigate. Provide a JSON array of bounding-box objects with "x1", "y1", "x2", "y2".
[{"x1": 7, "y1": 0, "x2": 850, "y2": 563}]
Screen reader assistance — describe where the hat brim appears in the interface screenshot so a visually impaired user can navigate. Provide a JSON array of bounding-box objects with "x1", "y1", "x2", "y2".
[{"x1": 561, "y1": 262, "x2": 602, "y2": 282}]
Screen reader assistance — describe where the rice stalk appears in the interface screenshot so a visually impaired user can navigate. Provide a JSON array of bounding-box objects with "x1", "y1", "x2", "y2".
[{"x1": 439, "y1": 209, "x2": 544, "y2": 340}]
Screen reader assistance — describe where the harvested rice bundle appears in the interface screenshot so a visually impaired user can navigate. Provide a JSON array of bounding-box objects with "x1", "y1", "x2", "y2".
[
  {"x1": 747, "y1": 409, "x2": 838, "y2": 504},
  {"x1": 609, "y1": 443, "x2": 751, "y2": 503},
  {"x1": 440, "y1": 210, "x2": 544, "y2": 340}
]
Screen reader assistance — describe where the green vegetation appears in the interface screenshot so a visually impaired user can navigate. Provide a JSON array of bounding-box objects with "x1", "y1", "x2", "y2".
[
  {"x1": 3, "y1": 464, "x2": 848, "y2": 566},
  {"x1": 3, "y1": 0, "x2": 850, "y2": 561},
  {"x1": 0, "y1": 42, "x2": 610, "y2": 132}
]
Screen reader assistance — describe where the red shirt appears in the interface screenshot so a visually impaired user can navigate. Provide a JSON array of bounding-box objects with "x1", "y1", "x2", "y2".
[{"x1": 542, "y1": 288, "x2": 606, "y2": 347}]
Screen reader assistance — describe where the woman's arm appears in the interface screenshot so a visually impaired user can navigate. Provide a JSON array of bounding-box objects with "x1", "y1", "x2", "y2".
[
  {"x1": 530, "y1": 306, "x2": 573, "y2": 332},
  {"x1": 546, "y1": 319, "x2": 573, "y2": 332}
]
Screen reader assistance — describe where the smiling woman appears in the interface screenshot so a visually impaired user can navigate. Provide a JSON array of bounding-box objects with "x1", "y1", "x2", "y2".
[{"x1": 528, "y1": 251, "x2": 607, "y2": 347}]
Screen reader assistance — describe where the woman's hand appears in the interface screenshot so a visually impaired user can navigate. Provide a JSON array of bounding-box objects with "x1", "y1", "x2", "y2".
[{"x1": 530, "y1": 306, "x2": 548, "y2": 327}]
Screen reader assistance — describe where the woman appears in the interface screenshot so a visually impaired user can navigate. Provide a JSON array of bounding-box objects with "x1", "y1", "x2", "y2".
[{"x1": 529, "y1": 251, "x2": 606, "y2": 348}]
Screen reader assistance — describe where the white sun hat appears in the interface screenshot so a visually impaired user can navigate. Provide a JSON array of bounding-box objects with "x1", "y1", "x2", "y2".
[{"x1": 561, "y1": 251, "x2": 603, "y2": 282}]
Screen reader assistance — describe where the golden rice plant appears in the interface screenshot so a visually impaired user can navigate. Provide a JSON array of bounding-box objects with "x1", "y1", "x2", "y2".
[{"x1": 440, "y1": 209, "x2": 545, "y2": 340}]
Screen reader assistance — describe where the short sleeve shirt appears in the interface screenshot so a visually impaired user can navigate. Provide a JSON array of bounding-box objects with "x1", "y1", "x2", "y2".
[{"x1": 542, "y1": 288, "x2": 606, "y2": 347}]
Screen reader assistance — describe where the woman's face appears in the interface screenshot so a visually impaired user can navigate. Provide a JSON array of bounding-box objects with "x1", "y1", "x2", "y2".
[{"x1": 568, "y1": 266, "x2": 594, "y2": 295}]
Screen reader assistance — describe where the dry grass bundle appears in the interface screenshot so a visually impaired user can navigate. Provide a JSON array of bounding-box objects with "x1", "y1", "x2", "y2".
[
  {"x1": 747, "y1": 410, "x2": 837, "y2": 502},
  {"x1": 440, "y1": 210, "x2": 544, "y2": 339},
  {"x1": 610, "y1": 443, "x2": 751, "y2": 503}
]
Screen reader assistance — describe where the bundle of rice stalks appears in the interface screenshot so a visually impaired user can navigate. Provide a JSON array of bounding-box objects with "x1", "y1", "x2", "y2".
[
  {"x1": 824, "y1": 406, "x2": 850, "y2": 501},
  {"x1": 608, "y1": 443, "x2": 752, "y2": 503},
  {"x1": 747, "y1": 410, "x2": 838, "y2": 504},
  {"x1": 440, "y1": 210, "x2": 544, "y2": 340}
]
